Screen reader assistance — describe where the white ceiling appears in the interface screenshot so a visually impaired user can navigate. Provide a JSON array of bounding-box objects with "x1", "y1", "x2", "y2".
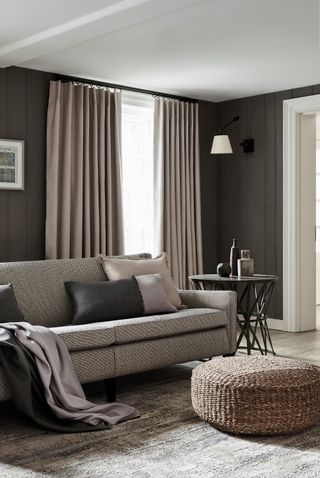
[{"x1": 1, "y1": 0, "x2": 320, "y2": 101}]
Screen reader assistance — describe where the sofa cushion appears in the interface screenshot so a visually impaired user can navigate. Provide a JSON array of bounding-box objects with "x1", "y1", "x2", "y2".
[
  {"x1": 135, "y1": 274, "x2": 177, "y2": 315},
  {"x1": 51, "y1": 308, "x2": 227, "y2": 352},
  {"x1": 65, "y1": 278, "x2": 144, "y2": 325},
  {"x1": 100, "y1": 253, "x2": 184, "y2": 309},
  {"x1": 112, "y1": 308, "x2": 227, "y2": 344},
  {"x1": 51, "y1": 322, "x2": 116, "y2": 352},
  {"x1": 65, "y1": 274, "x2": 176, "y2": 325}
]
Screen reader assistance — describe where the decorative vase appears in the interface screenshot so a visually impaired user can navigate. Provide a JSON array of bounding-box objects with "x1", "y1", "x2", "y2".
[
  {"x1": 237, "y1": 249, "x2": 254, "y2": 277},
  {"x1": 217, "y1": 262, "x2": 231, "y2": 277},
  {"x1": 230, "y1": 238, "x2": 240, "y2": 276}
]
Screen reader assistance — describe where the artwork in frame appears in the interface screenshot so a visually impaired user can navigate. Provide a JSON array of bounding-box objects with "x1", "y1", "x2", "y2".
[{"x1": 0, "y1": 139, "x2": 24, "y2": 190}]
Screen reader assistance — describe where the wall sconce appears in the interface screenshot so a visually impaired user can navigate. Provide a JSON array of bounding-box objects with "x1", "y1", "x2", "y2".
[
  {"x1": 240, "y1": 138, "x2": 254, "y2": 153},
  {"x1": 211, "y1": 116, "x2": 255, "y2": 154},
  {"x1": 211, "y1": 116, "x2": 239, "y2": 154}
]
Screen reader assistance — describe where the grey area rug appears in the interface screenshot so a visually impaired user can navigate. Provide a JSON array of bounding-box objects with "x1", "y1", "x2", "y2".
[{"x1": 1, "y1": 362, "x2": 320, "y2": 478}]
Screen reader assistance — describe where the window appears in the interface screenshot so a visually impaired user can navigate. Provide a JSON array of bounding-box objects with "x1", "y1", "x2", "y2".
[{"x1": 121, "y1": 93, "x2": 155, "y2": 255}]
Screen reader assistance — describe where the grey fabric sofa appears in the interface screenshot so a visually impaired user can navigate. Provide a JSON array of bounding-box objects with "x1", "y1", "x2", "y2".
[{"x1": 0, "y1": 256, "x2": 237, "y2": 401}]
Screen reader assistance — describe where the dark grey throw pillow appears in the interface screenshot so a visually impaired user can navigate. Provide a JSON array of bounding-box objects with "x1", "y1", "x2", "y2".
[
  {"x1": 65, "y1": 278, "x2": 144, "y2": 325},
  {"x1": 65, "y1": 273, "x2": 177, "y2": 325},
  {"x1": 0, "y1": 284, "x2": 25, "y2": 323}
]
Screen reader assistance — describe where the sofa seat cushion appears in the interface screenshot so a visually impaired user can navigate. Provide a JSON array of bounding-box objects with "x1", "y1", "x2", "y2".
[
  {"x1": 51, "y1": 308, "x2": 227, "y2": 351},
  {"x1": 112, "y1": 308, "x2": 227, "y2": 345},
  {"x1": 51, "y1": 322, "x2": 116, "y2": 352}
]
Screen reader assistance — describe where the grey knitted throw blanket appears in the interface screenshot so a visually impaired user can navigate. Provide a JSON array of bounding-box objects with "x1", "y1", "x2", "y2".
[{"x1": 0, "y1": 322, "x2": 139, "y2": 432}]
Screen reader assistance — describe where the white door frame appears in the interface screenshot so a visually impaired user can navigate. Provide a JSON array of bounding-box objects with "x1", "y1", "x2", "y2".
[{"x1": 283, "y1": 94, "x2": 319, "y2": 332}]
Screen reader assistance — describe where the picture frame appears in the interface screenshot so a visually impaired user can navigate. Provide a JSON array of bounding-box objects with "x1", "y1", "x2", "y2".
[{"x1": 0, "y1": 139, "x2": 24, "y2": 190}]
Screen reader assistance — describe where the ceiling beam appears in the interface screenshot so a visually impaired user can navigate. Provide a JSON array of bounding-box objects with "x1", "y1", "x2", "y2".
[{"x1": 0, "y1": 0, "x2": 206, "y2": 67}]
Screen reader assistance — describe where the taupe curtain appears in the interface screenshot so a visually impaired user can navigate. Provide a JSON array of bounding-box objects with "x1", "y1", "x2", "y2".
[
  {"x1": 154, "y1": 98, "x2": 203, "y2": 288},
  {"x1": 46, "y1": 81, "x2": 123, "y2": 259}
]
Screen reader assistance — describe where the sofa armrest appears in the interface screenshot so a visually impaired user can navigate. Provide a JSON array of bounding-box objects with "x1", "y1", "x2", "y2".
[{"x1": 179, "y1": 290, "x2": 237, "y2": 353}]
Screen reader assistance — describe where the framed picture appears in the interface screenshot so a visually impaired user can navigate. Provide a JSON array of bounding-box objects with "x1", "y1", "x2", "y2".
[{"x1": 0, "y1": 139, "x2": 24, "y2": 190}]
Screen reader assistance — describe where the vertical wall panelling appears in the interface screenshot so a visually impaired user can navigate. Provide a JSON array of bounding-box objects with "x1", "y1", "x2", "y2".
[
  {"x1": 26, "y1": 69, "x2": 52, "y2": 260},
  {"x1": 217, "y1": 99, "x2": 241, "y2": 262},
  {"x1": 216, "y1": 87, "x2": 320, "y2": 321},
  {"x1": 0, "y1": 67, "x2": 53, "y2": 262},
  {"x1": 0, "y1": 70, "x2": 9, "y2": 259},
  {"x1": 198, "y1": 100, "x2": 219, "y2": 272},
  {"x1": 7, "y1": 68, "x2": 27, "y2": 260}
]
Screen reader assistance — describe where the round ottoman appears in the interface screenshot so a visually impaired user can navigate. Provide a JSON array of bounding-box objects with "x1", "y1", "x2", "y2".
[{"x1": 191, "y1": 356, "x2": 320, "y2": 435}]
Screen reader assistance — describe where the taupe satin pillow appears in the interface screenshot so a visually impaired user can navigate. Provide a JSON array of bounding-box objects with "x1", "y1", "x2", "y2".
[
  {"x1": 135, "y1": 273, "x2": 177, "y2": 315},
  {"x1": 100, "y1": 253, "x2": 185, "y2": 309}
]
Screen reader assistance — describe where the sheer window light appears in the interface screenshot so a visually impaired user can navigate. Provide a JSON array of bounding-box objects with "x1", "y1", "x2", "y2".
[{"x1": 121, "y1": 93, "x2": 155, "y2": 255}]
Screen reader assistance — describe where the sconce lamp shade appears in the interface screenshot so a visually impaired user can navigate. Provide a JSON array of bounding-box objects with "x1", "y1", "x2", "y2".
[{"x1": 211, "y1": 135, "x2": 233, "y2": 154}]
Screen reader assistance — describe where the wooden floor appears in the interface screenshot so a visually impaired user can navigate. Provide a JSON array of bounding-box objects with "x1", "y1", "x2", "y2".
[{"x1": 241, "y1": 307, "x2": 320, "y2": 367}]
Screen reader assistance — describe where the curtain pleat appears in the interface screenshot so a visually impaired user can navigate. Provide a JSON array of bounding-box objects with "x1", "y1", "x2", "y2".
[
  {"x1": 46, "y1": 81, "x2": 123, "y2": 259},
  {"x1": 154, "y1": 98, "x2": 203, "y2": 289}
]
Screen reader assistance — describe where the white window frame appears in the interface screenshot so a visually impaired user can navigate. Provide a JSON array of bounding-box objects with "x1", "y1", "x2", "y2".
[{"x1": 121, "y1": 91, "x2": 155, "y2": 256}]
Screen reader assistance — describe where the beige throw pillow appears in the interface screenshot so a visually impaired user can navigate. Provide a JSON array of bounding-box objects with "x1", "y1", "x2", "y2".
[{"x1": 100, "y1": 253, "x2": 185, "y2": 309}]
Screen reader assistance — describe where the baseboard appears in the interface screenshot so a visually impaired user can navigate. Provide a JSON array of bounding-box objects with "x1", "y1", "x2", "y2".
[{"x1": 266, "y1": 318, "x2": 284, "y2": 331}]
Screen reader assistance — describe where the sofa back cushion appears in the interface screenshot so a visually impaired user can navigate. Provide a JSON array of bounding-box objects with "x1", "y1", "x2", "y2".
[{"x1": 0, "y1": 254, "x2": 151, "y2": 327}]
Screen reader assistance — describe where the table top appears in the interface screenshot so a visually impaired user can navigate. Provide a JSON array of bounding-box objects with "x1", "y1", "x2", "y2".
[{"x1": 189, "y1": 274, "x2": 278, "y2": 283}]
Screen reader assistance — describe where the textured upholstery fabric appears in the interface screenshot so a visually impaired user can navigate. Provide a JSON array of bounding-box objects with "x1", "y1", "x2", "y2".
[
  {"x1": 0, "y1": 258, "x2": 103, "y2": 327},
  {"x1": 112, "y1": 308, "x2": 227, "y2": 344},
  {"x1": 51, "y1": 322, "x2": 116, "y2": 352},
  {"x1": 0, "y1": 254, "x2": 151, "y2": 328},
  {"x1": 52, "y1": 308, "x2": 226, "y2": 350},
  {"x1": 70, "y1": 348, "x2": 116, "y2": 384},
  {"x1": 115, "y1": 329, "x2": 228, "y2": 376},
  {"x1": 179, "y1": 290, "x2": 237, "y2": 353}
]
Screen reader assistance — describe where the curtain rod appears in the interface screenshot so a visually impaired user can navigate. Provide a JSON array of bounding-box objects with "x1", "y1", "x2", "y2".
[{"x1": 52, "y1": 73, "x2": 198, "y2": 103}]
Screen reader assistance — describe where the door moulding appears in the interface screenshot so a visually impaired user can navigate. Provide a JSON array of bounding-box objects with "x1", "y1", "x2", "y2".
[{"x1": 283, "y1": 94, "x2": 319, "y2": 332}]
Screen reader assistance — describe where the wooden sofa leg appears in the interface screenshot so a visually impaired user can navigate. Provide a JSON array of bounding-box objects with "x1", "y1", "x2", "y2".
[{"x1": 104, "y1": 377, "x2": 117, "y2": 402}]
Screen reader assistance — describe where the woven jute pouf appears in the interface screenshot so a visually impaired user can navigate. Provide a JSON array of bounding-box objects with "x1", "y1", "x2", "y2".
[{"x1": 191, "y1": 356, "x2": 320, "y2": 435}]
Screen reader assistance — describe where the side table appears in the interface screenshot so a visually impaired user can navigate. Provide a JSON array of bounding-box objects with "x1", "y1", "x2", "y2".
[{"x1": 189, "y1": 274, "x2": 278, "y2": 355}]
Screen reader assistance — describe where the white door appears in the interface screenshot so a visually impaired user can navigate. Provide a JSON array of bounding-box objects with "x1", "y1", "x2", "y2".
[
  {"x1": 316, "y1": 118, "x2": 320, "y2": 305},
  {"x1": 299, "y1": 114, "x2": 316, "y2": 330},
  {"x1": 284, "y1": 95, "x2": 320, "y2": 332}
]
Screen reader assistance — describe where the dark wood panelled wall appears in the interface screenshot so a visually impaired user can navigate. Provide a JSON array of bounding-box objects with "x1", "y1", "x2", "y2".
[
  {"x1": 2, "y1": 65, "x2": 320, "y2": 320},
  {"x1": 0, "y1": 67, "x2": 55, "y2": 261},
  {"x1": 216, "y1": 84, "x2": 320, "y2": 319},
  {"x1": 198, "y1": 100, "x2": 218, "y2": 271}
]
